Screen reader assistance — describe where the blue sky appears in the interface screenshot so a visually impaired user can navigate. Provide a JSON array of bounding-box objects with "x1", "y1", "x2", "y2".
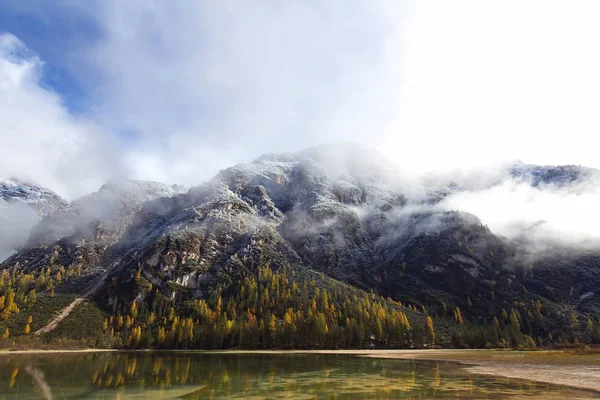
[
  {"x1": 1, "y1": 1, "x2": 600, "y2": 200},
  {"x1": 0, "y1": 1, "x2": 100, "y2": 113}
]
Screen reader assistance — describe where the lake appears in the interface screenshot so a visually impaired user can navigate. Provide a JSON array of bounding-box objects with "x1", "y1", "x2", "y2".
[{"x1": 0, "y1": 351, "x2": 597, "y2": 399}]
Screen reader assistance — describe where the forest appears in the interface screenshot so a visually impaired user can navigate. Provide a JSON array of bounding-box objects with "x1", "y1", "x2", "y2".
[{"x1": 1, "y1": 258, "x2": 599, "y2": 350}]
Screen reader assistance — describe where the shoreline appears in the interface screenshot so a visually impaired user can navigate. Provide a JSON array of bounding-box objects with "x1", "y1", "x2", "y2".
[
  {"x1": 0, "y1": 348, "x2": 116, "y2": 355},
  {"x1": 354, "y1": 349, "x2": 600, "y2": 393},
  {"x1": 1, "y1": 348, "x2": 599, "y2": 392}
]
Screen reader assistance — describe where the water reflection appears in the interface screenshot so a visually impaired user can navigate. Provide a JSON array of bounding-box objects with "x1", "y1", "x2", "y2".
[
  {"x1": 0, "y1": 352, "x2": 596, "y2": 399},
  {"x1": 23, "y1": 365, "x2": 54, "y2": 400}
]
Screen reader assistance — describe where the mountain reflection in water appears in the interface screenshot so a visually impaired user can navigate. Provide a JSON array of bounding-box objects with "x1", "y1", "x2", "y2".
[{"x1": 0, "y1": 352, "x2": 596, "y2": 399}]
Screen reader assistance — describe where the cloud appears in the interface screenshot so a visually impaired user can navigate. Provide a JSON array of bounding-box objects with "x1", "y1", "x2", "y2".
[
  {"x1": 65, "y1": 1, "x2": 600, "y2": 183},
  {"x1": 0, "y1": 202, "x2": 39, "y2": 261},
  {"x1": 381, "y1": 1, "x2": 600, "y2": 173},
  {"x1": 437, "y1": 176, "x2": 600, "y2": 248},
  {"x1": 6, "y1": 1, "x2": 600, "y2": 189},
  {"x1": 3, "y1": 1, "x2": 600, "y2": 251},
  {"x1": 49, "y1": 1, "x2": 410, "y2": 185},
  {"x1": 0, "y1": 32, "x2": 123, "y2": 200}
]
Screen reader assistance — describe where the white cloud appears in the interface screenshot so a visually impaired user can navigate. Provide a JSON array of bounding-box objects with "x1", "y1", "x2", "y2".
[
  {"x1": 71, "y1": 1, "x2": 410, "y2": 184},
  {"x1": 9, "y1": 1, "x2": 600, "y2": 190},
  {"x1": 0, "y1": 32, "x2": 123, "y2": 200},
  {"x1": 381, "y1": 1, "x2": 600, "y2": 173},
  {"x1": 69, "y1": 1, "x2": 600, "y2": 183},
  {"x1": 438, "y1": 177, "x2": 600, "y2": 247},
  {"x1": 3, "y1": 1, "x2": 600, "y2": 249}
]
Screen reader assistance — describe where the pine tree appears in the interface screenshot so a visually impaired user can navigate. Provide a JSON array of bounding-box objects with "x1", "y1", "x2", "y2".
[
  {"x1": 455, "y1": 307, "x2": 464, "y2": 325},
  {"x1": 425, "y1": 316, "x2": 435, "y2": 345},
  {"x1": 267, "y1": 314, "x2": 277, "y2": 345},
  {"x1": 585, "y1": 318, "x2": 595, "y2": 342},
  {"x1": 129, "y1": 326, "x2": 142, "y2": 346},
  {"x1": 130, "y1": 302, "x2": 138, "y2": 318},
  {"x1": 570, "y1": 313, "x2": 578, "y2": 329},
  {"x1": 27, "y1": 289, "x2": 36, "y2": 303},
  {"x1": 157, "y1": 326, "x2": 166, "y2": 346},
  {"x1": 510, "y1": 309, "x2": 521, "y2": 331}
]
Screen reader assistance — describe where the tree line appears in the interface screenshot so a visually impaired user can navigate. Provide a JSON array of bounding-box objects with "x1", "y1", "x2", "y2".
[{"x1": 102, "y1": 266, "x2": 433, "y2": 349}]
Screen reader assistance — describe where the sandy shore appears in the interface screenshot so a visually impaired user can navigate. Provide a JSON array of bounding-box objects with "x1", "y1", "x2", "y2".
[
  {"x1": 466, "y1": 363, "x2": 600, "y2": 393},
  {"x1": 0, "y1": 348, "x2": 116, "y2": 355},
  {"x1": 1, "y1": 348, "x2": 599, "y2": 392},
  {"x1": 355, "y1": 349, "x2": 600, "y2": 393}
]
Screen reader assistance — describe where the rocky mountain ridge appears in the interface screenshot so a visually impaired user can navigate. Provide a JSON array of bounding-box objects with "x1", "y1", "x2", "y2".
[
  {"x1": 1, "y1": 145, "x2": 599, "y2": 348},
  {"x1": 0, "y1": 177, "x2": 67, "y2": 214},
  {"x1": 1, "y1": 179, "x2": 188, "y2": 271},
  {"x1": 0, "y1": 177, "x2": 68, "y2": 261}
]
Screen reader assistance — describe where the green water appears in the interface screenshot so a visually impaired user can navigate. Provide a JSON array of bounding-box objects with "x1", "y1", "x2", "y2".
[{"x1": 0, "y1": 352, "x2": 597, "y2": 399}]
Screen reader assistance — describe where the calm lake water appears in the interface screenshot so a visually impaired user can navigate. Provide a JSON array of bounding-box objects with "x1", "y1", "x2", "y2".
[{"x1": 0, "y1": 351, "x2": 597, "y2": 399}]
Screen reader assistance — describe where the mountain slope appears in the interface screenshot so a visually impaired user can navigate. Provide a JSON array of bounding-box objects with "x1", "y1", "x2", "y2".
[
  {"x1": 1, "y1": 145, "x2": 600, "y2": 349},
  {"x1": 0, "y1": 178, "x2": 67, "y2": 262},
  {"x1": 3, "y1": 180, "x2": 188, "y2": 276}
]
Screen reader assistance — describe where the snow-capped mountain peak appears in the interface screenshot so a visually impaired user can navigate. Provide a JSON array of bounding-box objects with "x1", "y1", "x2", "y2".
[{"x1": 0, "y1": 177, "x2": 67, "y2": 214}]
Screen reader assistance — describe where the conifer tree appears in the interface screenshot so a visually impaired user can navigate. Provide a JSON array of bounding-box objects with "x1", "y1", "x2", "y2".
[{"x1": 425, "y1": 316, "x2": 435, "y2": 345}]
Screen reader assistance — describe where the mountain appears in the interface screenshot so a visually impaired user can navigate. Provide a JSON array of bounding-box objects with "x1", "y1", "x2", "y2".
[
  {"x1": 4, "y1": 179, "x2": 188, "y2": 273},
  {"x1": 510, "y1": 163, "x2": 599, "y2": 187},
  {"x1": 0, "y1": 178, "x2": 67, "y2": 262},
  {"x1": 1, "y1": 145, "x2": 599, "y2": 349},
  {"x1": 0, "y1": 177, "x2": 66, "y2": 214}
]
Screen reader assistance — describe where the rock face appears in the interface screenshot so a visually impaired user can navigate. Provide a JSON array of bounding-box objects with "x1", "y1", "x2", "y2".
[
  {"x1": 3, "y1": 179, "x2": 188, "y2": 273},
  {"x1": 0, "y1": 178, "x2": 66, "y2": 214},
  {"x1": 510, "y1": 163, "x2": 599, "y2": 187},
  {"x1": 3, "y1": 145, "x2": 600, "y2": 341},
  {"x1": 103, "y1": 145, "x2": 412, "y2": 296},
  {"x1": 99, "y1": 147, "x2": 600, "y2": 332},
  {"x1": 0, "y1": 178, "x2": 67, "y2": 261}
]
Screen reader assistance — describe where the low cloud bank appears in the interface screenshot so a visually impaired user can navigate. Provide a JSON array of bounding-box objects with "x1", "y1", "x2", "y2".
[{"x1": 436, "y1": 173, "x2": 600, "y2": 249}]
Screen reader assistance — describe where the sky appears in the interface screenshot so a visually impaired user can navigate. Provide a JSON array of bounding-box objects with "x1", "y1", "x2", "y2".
[{"x1": 1, "y1": 1, "x2": 600, "y2": 200}]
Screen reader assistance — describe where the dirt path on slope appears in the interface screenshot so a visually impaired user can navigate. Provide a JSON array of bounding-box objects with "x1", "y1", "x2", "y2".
[{"x1": 34, "y1": 271, "x2": 108, "y2": 336}]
